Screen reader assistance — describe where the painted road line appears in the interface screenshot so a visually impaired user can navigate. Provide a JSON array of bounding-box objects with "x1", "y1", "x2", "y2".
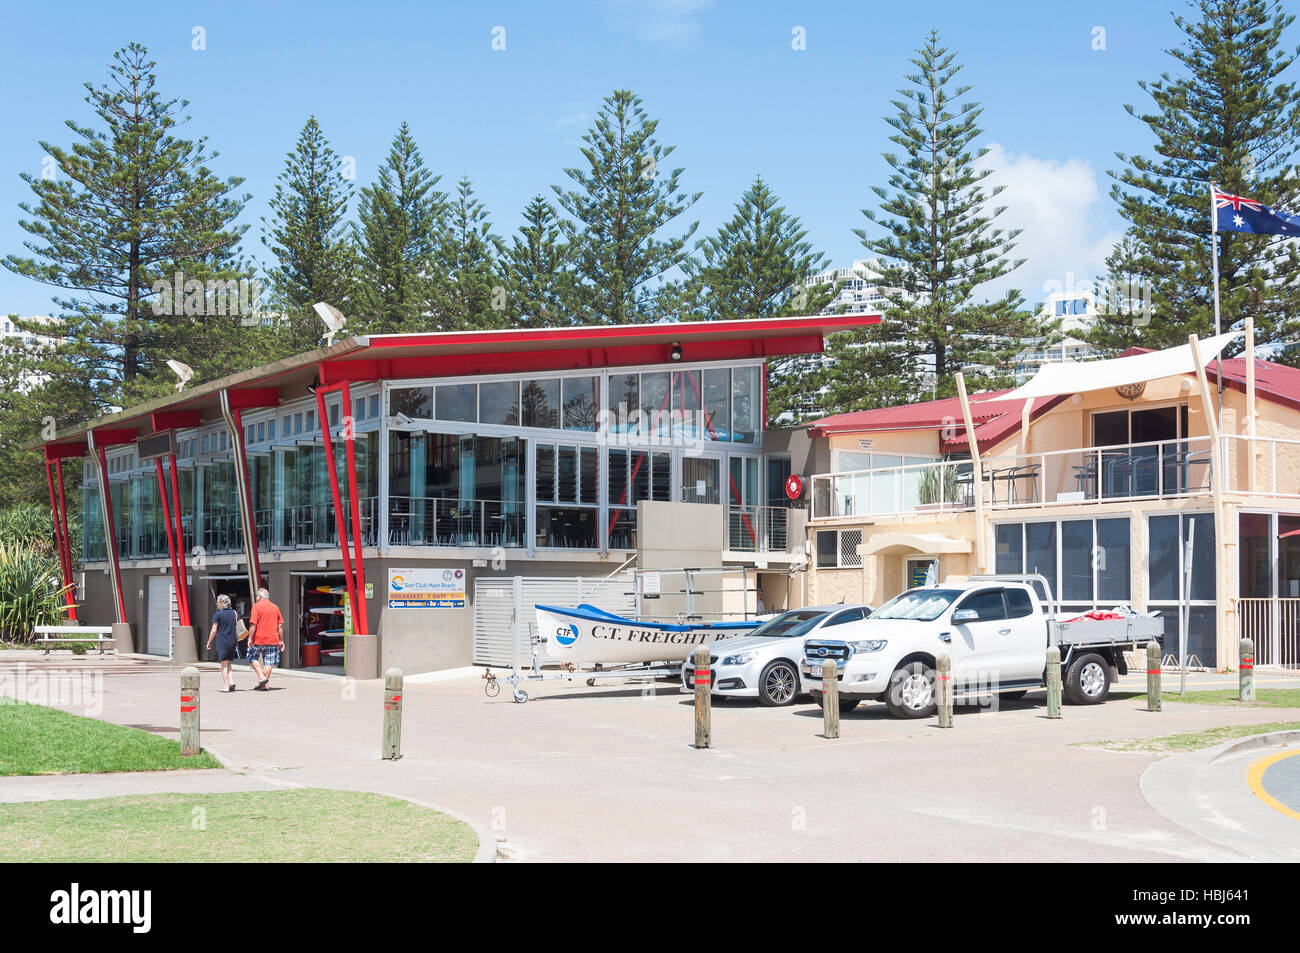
[{"x1": 1246, "y1": 749, "x2": 1300, "y2": 822}]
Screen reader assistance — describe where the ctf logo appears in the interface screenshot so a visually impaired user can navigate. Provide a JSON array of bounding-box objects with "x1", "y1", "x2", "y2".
[{"x1": 555, "y1": 623, "x2": 579, "y2": 646}]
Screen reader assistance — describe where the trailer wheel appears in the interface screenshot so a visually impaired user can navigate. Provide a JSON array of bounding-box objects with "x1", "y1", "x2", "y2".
[
  {"x1": 1065, "y1": 652, "x2": 1109, "y2": 705},
  {"x1": 513, "y1": 689, "x2": 528, "y2": 704},
  {"x1": 884, "y1": 661, "x2": 938, "y2": 719}
]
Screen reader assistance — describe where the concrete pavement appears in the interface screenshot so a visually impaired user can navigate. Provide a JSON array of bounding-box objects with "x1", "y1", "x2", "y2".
[{"x1": 3, "y1": 656, "x2": 1298, "y2": 862}]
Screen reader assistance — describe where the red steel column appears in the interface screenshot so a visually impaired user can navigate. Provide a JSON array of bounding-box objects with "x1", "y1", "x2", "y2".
[
  {"x1": 339, "y1": 384, "x2": 369, "y2": 634},
  {"x1": 316, "y1": 385, "x2": 360, "y2": 634},
  {"x1": 166, "y1": 453, "x2": 192, "y2": 626},
  {"x1": 155, "y1": 458, "x2": 191, "y2": 628},
  {"x1": 44, "y1": 458, "x2": 77, "y2": 620},
  {"x1": 93, "y1": 442, "x2": 127, "y2": 624}
]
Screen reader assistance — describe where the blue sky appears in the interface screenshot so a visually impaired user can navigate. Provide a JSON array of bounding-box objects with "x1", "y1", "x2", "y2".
[{"x1": 0, "y1": 0, "x2": 1230, "y2": 316}]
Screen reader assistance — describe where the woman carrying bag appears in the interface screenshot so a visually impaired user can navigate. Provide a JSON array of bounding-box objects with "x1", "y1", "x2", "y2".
[{"x1": 206, "y1": 594, "x2": 242, "y2": 692}]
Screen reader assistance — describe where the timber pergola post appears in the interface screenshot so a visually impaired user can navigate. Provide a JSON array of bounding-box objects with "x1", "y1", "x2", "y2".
[
  {"x1": 955, "y1": 372, "x2": 989, "y2": 573},
  {"x1": 1189, "y1": 334, "x2": 1232, "y2": 669}
]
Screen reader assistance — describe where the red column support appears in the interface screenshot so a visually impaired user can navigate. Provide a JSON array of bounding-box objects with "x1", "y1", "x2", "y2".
[
  {"x1": 339, "y1": 385, "x2": 369, "y2": 635},
  {"x1": 166, "y1": 453, "x2": 191, "y2": 626},
  {"x1": 155, "y1": 458, "x2": 191, "y2": 628},
  {"x1": 95, "y1": 445, "x2": 128, "y2": 624},
  {"x1": 316, "y1": 385, "x2": 362, "y2": 635},
  {"x1": 44, "y1": 459, "x2": 77, "y2": 620}
]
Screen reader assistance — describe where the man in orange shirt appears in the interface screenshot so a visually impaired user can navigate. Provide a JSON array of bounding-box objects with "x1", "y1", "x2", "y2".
[{"x1": 247, "y1": 587, "x2": 285, "y2": 691}]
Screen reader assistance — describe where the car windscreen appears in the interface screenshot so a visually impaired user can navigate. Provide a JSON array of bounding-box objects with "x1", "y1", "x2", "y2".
[
  {"x1": 749, "y1": 609, "x2": 829, "y2": 637},
  {"x1": 870, "y1": 589, "x2": 964, "y2": 622}
]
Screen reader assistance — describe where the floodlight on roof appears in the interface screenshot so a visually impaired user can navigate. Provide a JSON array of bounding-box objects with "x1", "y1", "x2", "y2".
[
  {"x1": 313, "y1": 302, "x2": 347, "y2": 345},
  {"x1": 166, "y1": 359, "x2": 194, "y2": 392}
]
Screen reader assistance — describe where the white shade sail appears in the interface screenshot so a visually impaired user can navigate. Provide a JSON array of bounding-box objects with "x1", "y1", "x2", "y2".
[{"x1": 986, "y1": 332, "x2": 1241, "y2": 402}]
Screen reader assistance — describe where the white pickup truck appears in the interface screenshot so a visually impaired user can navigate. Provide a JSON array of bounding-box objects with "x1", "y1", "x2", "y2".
[{"x1": 800, "y1": 574, "x2": 1164, "y2": 718}]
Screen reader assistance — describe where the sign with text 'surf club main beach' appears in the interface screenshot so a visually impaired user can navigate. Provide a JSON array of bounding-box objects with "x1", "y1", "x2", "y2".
[{"x1": 387, "y1": 567, "x2": 465, "y2": 608}]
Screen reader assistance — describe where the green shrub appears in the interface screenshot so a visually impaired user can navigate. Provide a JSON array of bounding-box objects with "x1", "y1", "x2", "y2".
[{"x1": 0, "y1": 542, "x2": 72, "y2": 644}]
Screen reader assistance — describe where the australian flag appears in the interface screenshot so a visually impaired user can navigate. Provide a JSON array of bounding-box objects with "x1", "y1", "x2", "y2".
[{"x1": 1213, "y1": 189, "x2": 1300, "y2": 235}]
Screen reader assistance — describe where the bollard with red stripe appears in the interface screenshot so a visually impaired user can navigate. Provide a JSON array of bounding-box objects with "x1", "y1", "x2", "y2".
[
  {"x1": 936, "y1": 653, "x2": 953, "y2": 728},
  {"x1": 180, "y1": 667, "x2": 201, "y2": 756},
  {"x1": 693, "y1": 646, "x2": 711, "y2": 749},
  {"x1": 1239, "y1": 638, "x2": 1255, "y2": 703},
  {"x1": 1146, "y1": 640, "x2": 1162, "y2": 712},
  {"x1": 382, "y1": 668, "x2": 403, "y2": 760}
]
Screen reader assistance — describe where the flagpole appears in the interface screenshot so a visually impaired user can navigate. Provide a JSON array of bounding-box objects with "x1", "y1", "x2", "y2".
[{"x1": 1210, "y1": 183, "x2": 1224, "y2": 421}]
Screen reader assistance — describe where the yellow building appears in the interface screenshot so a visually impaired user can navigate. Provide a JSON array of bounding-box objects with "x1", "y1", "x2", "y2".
[{"x1": 800, "y1": 335, "x2": 1300, "y2": 672}]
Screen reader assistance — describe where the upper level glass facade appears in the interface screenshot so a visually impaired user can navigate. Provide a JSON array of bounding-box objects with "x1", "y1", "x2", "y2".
[{"x1": 82, "y1": 361, "x2": 768, "y2": 561}]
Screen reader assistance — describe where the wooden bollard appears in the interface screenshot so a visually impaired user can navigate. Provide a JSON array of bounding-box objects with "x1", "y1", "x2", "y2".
[
  {"x1": 822, "y1": 660, "x2": 840, "y2": 739},
  {"x1": 693, "y1": 646, "x2": 711, "y2": 749},
  {"x1": 1239, "y1": 638, "x2": 1255, "y2": 702},
  {"x1": 936, "y1": 654, "x2": 953, "y2": 728},
  {"x1": 179, "y1": 666, "x2": 200, "y2": 756},
  {"x1": 382, "y1": 668, "x2": 403, "y2": 760},
  {"x1": 1046, "y1": 647, "x2": 1062, "y2": 718},
  {"x1": 1146, "y1": 641, "x2": 1162, "y2": 712}
]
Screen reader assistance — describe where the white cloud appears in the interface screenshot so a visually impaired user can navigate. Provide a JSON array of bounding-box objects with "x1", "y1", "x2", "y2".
[
  {"x1": 975, "y1": 143, "x2": 1122, "y2": 307},
  {"x1": 600, "y1": 0, "x2": 715, "y2": 48}
]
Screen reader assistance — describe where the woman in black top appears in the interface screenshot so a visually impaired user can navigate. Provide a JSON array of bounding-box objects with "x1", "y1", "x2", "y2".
[{"x1": 206, "y1": 594, "x2": 239, "y2": 692}]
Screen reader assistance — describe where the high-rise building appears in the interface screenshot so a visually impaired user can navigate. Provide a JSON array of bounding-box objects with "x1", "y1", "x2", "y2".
[{"x1": 1, "y1": 315, "x2": 64, "y2": 390}]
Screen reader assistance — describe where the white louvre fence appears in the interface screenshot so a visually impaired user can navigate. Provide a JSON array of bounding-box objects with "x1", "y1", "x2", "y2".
[{"x1": 472, "y1": 574, "x2": 636, "y2": 667}]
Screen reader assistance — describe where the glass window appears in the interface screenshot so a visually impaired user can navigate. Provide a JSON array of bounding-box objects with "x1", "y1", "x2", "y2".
[
  {"x1": 995, "y1": 524, "x2": 1023, "y2": 574},
  {"x1": 1006, "y1": 588, "x2": 1034, "y2": 619},
  {"x1": 609, "y1": 373, "x2": 639, "y2": 435},
  {"x1": 390, "y1": 387, "x2": 431, "y2": 416},
  {"x1": 436, "y1": 383, "x2": 476, "y2": 423},
  {"x1": 294, "y1": 413, "x2": 303, "y2": 435},
  {"x1": 1148, "y1": 514, "x2": 1180, "y2": 601},
  {"x1": 561, "y1": 376, "x2": 599, "y2": 431},
  {"x1": 1096, "y1": 518, "x2": 1131, "y2": 601},
  {"x1": 522, "y1": 379, "x2": 560, "y2": 429},
  {"x1": 535, "y1": 445, "x2": 555, "y2": 501},
  {"x1": 1061, "y1": 520, "x2": 1093, "y2": 602},
  {"x1": 731, "y1": 365, "x2": 760, "y2": 442},
  {"x1": 1189, "y1": 513, "x2": 1215, "y2": 600},
  {"x1": 825, "y1": 607, "x2": 866, "y2": 626},
  {"x1": 671, "y1": 369, "x2": 702, "y2": 438},
  {"x1": 641, "y1": 372, "x2": 670, "y2": 437},
  {"x1": 958, "y1": 589, "x2": 1008, "y2": 621},
  {"x1": 815, "y1": 531, "x2": 838, "y2": 568},
  {"x1": 479, "y1": 380, "x2": 520, "y2": 426},
  {"x1": 1026, "y1": 522, "x2": 1056, "y2": 583}
]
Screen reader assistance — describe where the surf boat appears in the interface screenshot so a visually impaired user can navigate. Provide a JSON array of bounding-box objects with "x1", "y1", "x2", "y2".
[{"x1": 535, "y1": 603, "x2": 763, "y2": 666}]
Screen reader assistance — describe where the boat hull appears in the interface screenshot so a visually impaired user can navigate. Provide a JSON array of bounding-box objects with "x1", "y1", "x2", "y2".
[{"x1": 536, "y1": 604, "x2": 761, "y2": 666}]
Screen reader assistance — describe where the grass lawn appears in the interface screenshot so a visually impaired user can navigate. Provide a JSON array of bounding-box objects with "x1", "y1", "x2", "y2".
[
  {"x1": 1078, "y1": 720, "x2": 1300, "y2": 755},
  {"x1": 0, "y1": 698, "x2": 220, "y2": 775},
  {"x1": 1111, "y1": 688, "x2": 1300, "y2": 708},
  {"x1": 0, "y1": 789, "x2": 478, "y2": 862}
]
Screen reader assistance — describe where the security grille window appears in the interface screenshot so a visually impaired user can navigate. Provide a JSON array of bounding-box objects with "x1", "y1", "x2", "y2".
[
  {"x1": 816, "y1": 529, "x2": 863, "y2": 568},
  {"x1": 536, "y1": 443, "x2": 598, "y2": 549}
]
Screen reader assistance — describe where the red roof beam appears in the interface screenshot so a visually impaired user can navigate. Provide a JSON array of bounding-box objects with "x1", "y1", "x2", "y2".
[
  {"x1": 225, "y1": 388, "x2": 280, "y2": 409},
  {"x1": 44, "y1": 442, "x2": 89, "y2": 461},
  {"x1": 151, "y1": 410, "x2": 205, "y2": 431},
  {"x1": 87, "y1": 428, "x2": 139, "y2": 447}
]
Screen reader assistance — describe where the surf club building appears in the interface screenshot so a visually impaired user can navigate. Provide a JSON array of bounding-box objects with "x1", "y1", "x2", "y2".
[
  {"x1": 795, "y1": 328, "x2": 1300, "y2": 672},
  {"x1": 39, "y1": 315, "x2": 876, "y2": 677}
]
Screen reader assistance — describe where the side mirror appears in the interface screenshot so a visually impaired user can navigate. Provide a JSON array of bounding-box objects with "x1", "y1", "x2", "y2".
[{"x1": 952, "y1": 608, "x2": 978, "y2": 624}]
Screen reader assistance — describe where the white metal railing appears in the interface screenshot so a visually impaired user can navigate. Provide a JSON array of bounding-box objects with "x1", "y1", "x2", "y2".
[
  {"x1": 1238, "y1": 597, "x2": 1300, "y2": 669},
  {"x1": 725, "y1": 505, "x2": 789, "y2": 553},
  {"x1": 810, "y1": 437, "x2": 1219, "y2": 519},
  {"x1": 810, "y1": 459, "x2": 974, "y2": 519},
  {"x1": 981, "y1": 436, "x2": 1214, "y2": 509},
  {"x1": 1220, "y1": 433, "x2": 1300, "y2": 498}
]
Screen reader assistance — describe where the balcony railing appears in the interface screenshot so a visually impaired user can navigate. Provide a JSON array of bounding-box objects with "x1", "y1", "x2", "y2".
[
  {"x1": 811, "y1": 437, "x2": 1217, "y2": 519},
  {"x1": 387, "y1": 496, "x2": 525, "y2": 549},
  {"x1": 811, "y1": 459, "x2": 974, "y2": 519},
  {"x1": 1238, "y1": 597, "x2": 1300, "y2": 669},
  {"x1": 725, "y1": 504, "x2": 790, "y2": 553},
  {"x1": 1221, "y1": 434, "x2": 1300, "y2": 498}
]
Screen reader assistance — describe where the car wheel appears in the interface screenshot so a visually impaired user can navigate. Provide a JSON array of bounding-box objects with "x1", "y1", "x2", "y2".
[
  {"x1": 758, "y1": 660, "x2": 800, "y2": 707},
  {"x1": 884, "y1": 661, "x2": 938, "y2": 719},
  {"x1": 1065, "y1": 652, "x2": 1110, "y2": 705}
]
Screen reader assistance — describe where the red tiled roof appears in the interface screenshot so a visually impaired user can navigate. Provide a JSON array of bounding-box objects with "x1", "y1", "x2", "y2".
[
  {"x1": 807, "y1": 351, "x2": 1300, "y2": 453},
  {"x1": 809, "y1": 391, "x2": 1068, "y2": 453}
]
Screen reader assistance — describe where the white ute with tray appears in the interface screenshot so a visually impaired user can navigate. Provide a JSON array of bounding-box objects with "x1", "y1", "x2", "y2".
[{"x1": 800, "y1": 574, "x2": 1164, "y2": 718}]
